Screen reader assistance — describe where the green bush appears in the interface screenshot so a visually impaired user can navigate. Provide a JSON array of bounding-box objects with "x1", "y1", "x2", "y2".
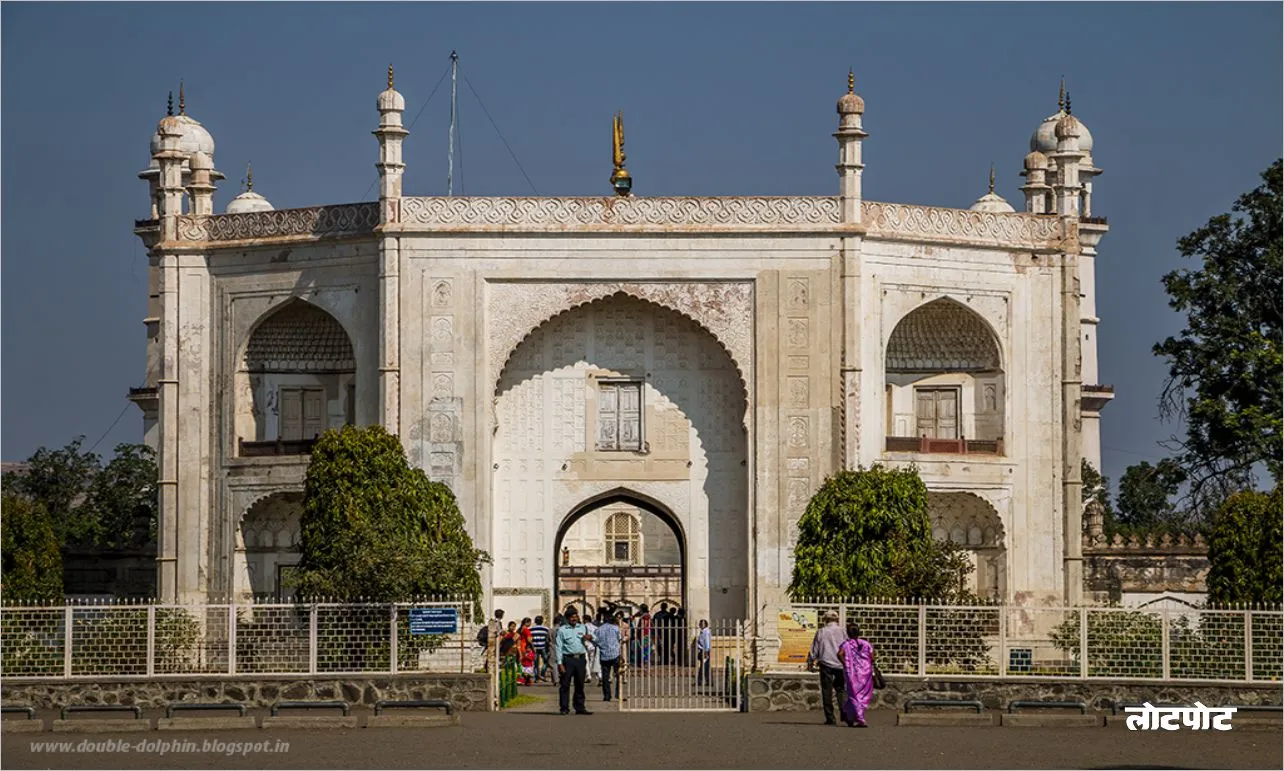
[
  {"x1": 1207, "y1": 486, "x2": 1283, "y2": 605},
  {"x1": 1, "y1": 492, "x2": 63, "y2": 601}
]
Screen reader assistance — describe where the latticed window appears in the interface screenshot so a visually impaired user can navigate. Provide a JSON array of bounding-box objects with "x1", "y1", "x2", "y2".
[
  {"x1": 597, "y1": 381, "x2": 643, "y2": 451},
  {"x1": 605, "y1": 511, "x2": 641, "y2": 565}
]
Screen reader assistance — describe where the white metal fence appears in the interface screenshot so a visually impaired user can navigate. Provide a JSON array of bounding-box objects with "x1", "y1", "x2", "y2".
[
  {"x1": 781, "y1": 599, "x2": 1284, "y2": 683},
  {"x1": 619, "y1": 619, "x2": 746, "y2": 711},
  {"x1": 1, "y1": 598, "x2": 483, "y2": 679}
]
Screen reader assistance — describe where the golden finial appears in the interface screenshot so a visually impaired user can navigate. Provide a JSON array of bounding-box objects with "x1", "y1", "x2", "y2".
[
  {"x1": 1064, "y1": 91, "x2": 1072, "y2": 115},
  {"x1": 988, "y1": 163, "x2": 995, "y2": 194},
  {"x1": 1057, "y1": 77, "x2": 1065, "y2": 112},
  {"x1": 166, "y1": 91, "x2": 173, "y2": 117},
  {"x1": 609, "y1": 111, "x2": 632, "y2": 196},
  {"x1": 387, "y1": 64, "x2": 394, "y2": 90},
  {"x1": 178, "y1": 80, "x2": 186, "y2": 115},
  {"x1": 245, "y1": 162, "x2": 253, "y2": 192},
  {"x1": 848, "y1": 68, "x2": 855, "y2": 94}
]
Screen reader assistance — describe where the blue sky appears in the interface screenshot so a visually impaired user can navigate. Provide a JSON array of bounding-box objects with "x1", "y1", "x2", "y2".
[{"x1": 2, "y1": 2, "x2": 1280, "y2": 490}]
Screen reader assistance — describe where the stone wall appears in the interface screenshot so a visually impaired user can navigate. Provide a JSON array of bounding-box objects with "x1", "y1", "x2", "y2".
[
  {"x1": 2, "y1": 674, "x2": 489, "y2": 712},
  {"x1": 746, "y1": 673, "x2": 1281, "y2": 712},
  {"x1": 1082, "y1": 533, "x2": 1209, "y2": 604}
]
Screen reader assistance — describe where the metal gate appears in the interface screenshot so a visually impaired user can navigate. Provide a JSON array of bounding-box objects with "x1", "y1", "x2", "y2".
[{"x1": 619, "y1": 619, "x2": 745, "y2": 711}]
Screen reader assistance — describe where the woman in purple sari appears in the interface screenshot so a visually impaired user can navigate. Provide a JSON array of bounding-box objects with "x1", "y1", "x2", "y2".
[{"x1": 837, "y1": 623, "x2": 874, "y2": 727}]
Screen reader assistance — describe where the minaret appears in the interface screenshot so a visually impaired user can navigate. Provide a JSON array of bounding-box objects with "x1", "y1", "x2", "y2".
[
  {"x1": 187, "y1": 152, "x2": 216, "y2": 215},
  {"x1": 1020, "y1": 150, "x2": 1051, "y2": 214},
  {"x1": 374, "y1": 64, "x2": 408, "y2": 223},
  {"x1": 1051, "y1": 92, "x2": 1085, "y2": 217},
  {"x1": 834, "y1": 69, "x2": 867, "y2": 224},
  {"x1": 154, "y1": 113, "x2": 187, "y2": 235},
  {"x1": 610, "y1": 111, "x2": 633, "y2": 196}
]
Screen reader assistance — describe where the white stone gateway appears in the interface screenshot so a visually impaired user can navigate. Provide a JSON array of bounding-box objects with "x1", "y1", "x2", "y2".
[{"x1": 130, "y1": 69, "x2": 1112, "y2": 634}]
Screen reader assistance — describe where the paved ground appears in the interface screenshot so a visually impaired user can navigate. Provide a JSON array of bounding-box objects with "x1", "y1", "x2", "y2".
[{"x1": 4, "y1": 691, "x2": 1280, "y2": 771}]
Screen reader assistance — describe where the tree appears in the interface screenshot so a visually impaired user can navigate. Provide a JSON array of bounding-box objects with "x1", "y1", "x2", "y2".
[
  {"x1": 1, "y1": 491, "x2": 63, "y2": 601},
  {"x1": 1205, "y1": 485, "x2": 1282, "y2": 605},
  {"x1": 1115, "y1": 459, "x2": 1187, "y2": 530},
  {"x1": 293, "y1": 425, "x2": 488, "y2": 604},
  {"x1": 789, "y1": 465, "x2": 974, "y2": 600},
  {"x1": 3, "y1": 437, "x2": 100, "y2": 543},
  {"x1": 1155, "y1": 159, "x2": 1283, "y2": 509},
  {"x1": 82, "y1": 444, "x2": 158, "y2": 549},
  {"x1": 1081, "y1": 460, "x2": 1115, "y2": 527}
]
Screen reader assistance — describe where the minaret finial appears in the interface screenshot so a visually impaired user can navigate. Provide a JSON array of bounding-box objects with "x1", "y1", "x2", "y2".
[
  {"x1": 609, "y1": 111, "x2": 632, "y2": 196},
  {"x1": 387, "y1": 64, "x2": 394, "y2": 90},
  {"x1": 246, "y1": 162, "x2": 253, "y2": 192},
  {"x1": 988, "y1": 163, "x2": 996, "y2": 194},
  {"x1": 166, "y1": 91, "x2": 173, "y2": 117},
  {"x1": 1058, "y1": 77, "x2": 1065, "y2": 112},
  {"x1": 848, "y1": 68, "x2": 854, "y2": 94},
  {"x1": 178, "y1": 80, "x2": 185, "y2": 115},
  {"x1": 1064, "y1": 91, "x2": 1072, "y2": 115}
]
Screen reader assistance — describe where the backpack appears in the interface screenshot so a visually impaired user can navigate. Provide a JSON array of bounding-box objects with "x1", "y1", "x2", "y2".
[{"x1": 476, "y1": 624, "x2": 489, "y2": 648}]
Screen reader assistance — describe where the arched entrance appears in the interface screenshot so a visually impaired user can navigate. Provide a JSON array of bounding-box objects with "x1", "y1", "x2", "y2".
[
  {"x1": 554, "y1": 490, "x2": 687, "y2": 620},
  {"x1": 491, "y1": 293, "x2": 749, "y2": 624}
]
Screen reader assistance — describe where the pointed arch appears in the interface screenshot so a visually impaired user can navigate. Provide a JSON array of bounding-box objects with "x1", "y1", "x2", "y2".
[
  {"x1": 242, "y1": 298, "x2": 355, "y2": 373},
  {"x1": 886, "y1": 296, "x2": 1002, "y2": 373}
]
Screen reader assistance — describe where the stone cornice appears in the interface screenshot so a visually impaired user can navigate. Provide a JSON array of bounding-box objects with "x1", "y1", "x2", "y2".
[{"x1": 168, "y1": 197, "x2": 1068, "y2": 250}]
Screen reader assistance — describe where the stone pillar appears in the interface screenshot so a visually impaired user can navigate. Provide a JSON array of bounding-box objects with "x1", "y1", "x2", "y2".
[
  {"x1": 835, "y1": 72, "x2": 868, "y2": 468},
  {"x1": 1060, "y1": 231, "x2": 1085, "y2": 605},
  {"x1": 374, "y1": 66, "x2": 408, "y2": 433},
  {"x1": 187, "y1": 152, "x2": 216, "y2": 216}
]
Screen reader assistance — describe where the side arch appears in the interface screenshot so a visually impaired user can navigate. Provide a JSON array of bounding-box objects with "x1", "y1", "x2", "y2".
[{"x1": 885, "y1": 296, "x2": 1003, "y2": 373}]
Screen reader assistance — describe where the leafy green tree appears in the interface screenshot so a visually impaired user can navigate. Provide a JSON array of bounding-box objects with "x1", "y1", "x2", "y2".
[
  {"x1": 1155, "y1": 159, "x2": 1283, "y2": 509},
  {"x1": 1115, "y1": 459, "x2": 1187, "y2": 530},
  {"x1": 82, "y1": 444, "x2": 158, "y2": 549},
  {"x1": 789, "y1": 465, "x2": 974, "y2": 600},
  {"x1": 1205, "y1": 485, "x2": 1283, "y2": 605},
  {"x1": 3, "y1": 437, "x2": 100, "y2": 544},
  {"x1": 293, "y1": 425, "x2": 488, "y2": 604},
  {"x1": 1, "y1": 491, "x2": 63, "y2": 601},
  {"x1": 1081, "y1": 460, "x2": 1117, "y2": 531}
]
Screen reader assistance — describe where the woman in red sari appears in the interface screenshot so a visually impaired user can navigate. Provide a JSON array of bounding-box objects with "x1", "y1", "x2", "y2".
[
  {"x1": 837, "y1": 622, "x2": 875, "y2": 727},
  {"x1": 518, "y1": 617, "x2": 536, "y2": 685}
]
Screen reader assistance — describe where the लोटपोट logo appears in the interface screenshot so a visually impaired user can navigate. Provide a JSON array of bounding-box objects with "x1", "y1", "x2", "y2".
[{"x1": 1122, "y1": 701, "x2": 1235, "y2": 731}]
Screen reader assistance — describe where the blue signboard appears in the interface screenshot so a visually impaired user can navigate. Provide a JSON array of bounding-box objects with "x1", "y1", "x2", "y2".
[{"x1": 409, "y1": 607, "x2": 458, "y2": 635}]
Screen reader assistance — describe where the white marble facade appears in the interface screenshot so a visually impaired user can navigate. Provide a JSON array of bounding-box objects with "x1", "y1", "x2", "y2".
[{"x1": 131, "y1": 74, "x2": 1109, "y2": 632}]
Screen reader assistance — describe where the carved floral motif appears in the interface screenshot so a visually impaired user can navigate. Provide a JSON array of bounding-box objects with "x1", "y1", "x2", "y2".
[
  {"x1": 402, "y1": 196, "x2": 841, "y2": 228},
  {"x1": 862, "y1": 201, "x2": 1062, "y2": 244}
]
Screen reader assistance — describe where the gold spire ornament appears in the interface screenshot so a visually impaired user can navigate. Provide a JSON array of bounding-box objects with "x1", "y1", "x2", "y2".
[
  {"x1": 388, "y1": 64, "x2": 395, "y2": 90},
  {"x1": 179, "y1": 80, "x2": 185, "y2": 115},
  {"x1": 848, "y1": 68, "x2": 855, "y2": 94},
  {"x1": 167, "y1": 91, "x2": 174, "y2": 117},
  {"x1": 1058, "y1": 77, "x2": 1065, "y2": 112},
  {"x1": 1064, "y1": 91, "x2": 1072, "y2": 115},
  {"x1": 988, "y1": 163, "x2": 996, "y2": 194},
  {"x1": 609, "y1": 111, "x2": 632, "y2": 196},
  {"x1": 245, "y1": 162, "x2": 254, "y2": 192}
]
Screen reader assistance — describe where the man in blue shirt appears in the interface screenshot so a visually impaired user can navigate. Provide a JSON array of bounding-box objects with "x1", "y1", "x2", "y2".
[
  {"x1": 554, "y1": 606, "x2": 594, "y2": 715},
  {"x1": 529, "y1": 616, "x2": 551, "y2": 682},
  {"x1": 694, "y1": 619, "x2": 713, "y2": 685},
  {"x1": 594, "y1": 612, "x2": 623, "y2": 702}
]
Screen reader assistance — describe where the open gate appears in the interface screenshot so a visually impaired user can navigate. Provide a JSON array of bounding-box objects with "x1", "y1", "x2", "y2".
[{"x1": 619, "y1": 619, "x2": 745, "y2": 712}]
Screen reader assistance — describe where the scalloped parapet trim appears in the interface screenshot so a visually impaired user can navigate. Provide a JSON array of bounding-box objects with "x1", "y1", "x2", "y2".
[{"x1": 173, "y1": 197, "x2": 1064, "y2": 247}]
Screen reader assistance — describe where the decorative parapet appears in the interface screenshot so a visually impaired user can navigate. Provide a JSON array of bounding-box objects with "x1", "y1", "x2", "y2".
[
  {"x1": 1083, "y1": 532, "x2": 1207, "y2": 552},
  {"x1": 861, "y1": 201, "x2": 1063, "y2": 247},
  {"x1": 400, "y1": 195, "x2": 842, "y2": 229},
  {"x1": 175, "y1": 203, "x2": 379, "y2": 243}
]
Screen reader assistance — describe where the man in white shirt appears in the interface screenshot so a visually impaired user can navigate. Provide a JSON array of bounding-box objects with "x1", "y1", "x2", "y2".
[
  {"x1": 584, "y1": 613, "x2": 601, "y2": 684},
  {"x1": 695, "y1": 619, "x2": 713, "y2": 685}
]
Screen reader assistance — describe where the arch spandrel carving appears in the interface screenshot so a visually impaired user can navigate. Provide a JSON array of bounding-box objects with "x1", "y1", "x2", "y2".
[{"x1": 487, "y1": 282, "x2": 754, "y2": 398}]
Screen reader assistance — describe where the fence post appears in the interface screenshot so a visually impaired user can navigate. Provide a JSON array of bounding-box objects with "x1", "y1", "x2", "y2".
[
  {"x1": 146, "y1": 606, "x2": 156, "y2": 677},
  {"x1": 1161, "y1": 610, "x2": 1170, "y2": 680},
  {"x1": 228, "y1": 604, "x2": 237, "y2": 675},
  {"x1": 1243, "y1": 609, "x2": 1252, "y2": 682},
  {"x1": 63, "y1": 606, "x2": 73, "y2": 678},
  {"x1": 309, "y1": 604, "x2": 319, "y2": 675},
  {"x1": 390, "y1": 605, "x2": 399, "y2": 675},
  {"x1": 1078, "y1": 607, "x2": 1089, "y2": 679},
  {"x1": 917, "y1": 604, "x2": 927, "y2": 677},
  {"x1": 998, "y1": 605, "x2": 1007, "y2": 677}
]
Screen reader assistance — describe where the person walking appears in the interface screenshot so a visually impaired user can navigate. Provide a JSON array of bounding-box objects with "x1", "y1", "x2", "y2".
[
  {"x1": 483, "y1": 609, "x2": 505, "y2": 672},
  {"x1": 530, "y1": 616, "x2": 551, "y2": 682},
  {"x1": 585, "y1": 612, "x2": 602, "y2": 684},
  {"x1": 595, "y1": 612, "x2": 623, "y2": 702},
  {"x1": 806, "y1": 610, "x2": 847, "y2": 726},
  {"x1": 694, "y1": 619, "x2": 712, "y2": 686},
  {"x1": 838, "y1": 623, "x2": 876, "y2": 728},
  {"x1": 554, "y1": 606, "x2": 594, "y2": 715}
]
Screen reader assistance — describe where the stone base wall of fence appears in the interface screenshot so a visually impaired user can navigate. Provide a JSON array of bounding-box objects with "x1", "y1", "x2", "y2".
[
  {"x1": 746, "y1": 673, "x2": 1283, "y2": 713},
  {"x1": 1, "y1": 673, "x2": 490, "y2": 712}
]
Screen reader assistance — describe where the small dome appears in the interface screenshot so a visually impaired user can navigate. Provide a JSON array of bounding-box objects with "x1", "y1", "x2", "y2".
[
  {"x1": 225, "y1": 190, "x2": 274, "y2": 214},
  {"x1": 1030, "y1": 110, "x2": 1093, "y2": 154},
  {"x1": 378, "y1": 87, "x2": 404, "y2": 112},
  {"x1": 1055, "y1": 113, "x2": 1082, "y2": 140},
  {"x1": 837, "y1": 92, "x2": 865, "y2": 115},
  {"x1": 971, "y1": 192, "x2": 1015, "y2": 214},
  {"x1": 1023, "y1": 150, "x2": 1048, "y2": 170},
  {"x1": 150, "y1": 114, "x2": 215, "y2": 159},
  {"x1": 189, "y1": 151, "x2": 212, "y2": 171}
]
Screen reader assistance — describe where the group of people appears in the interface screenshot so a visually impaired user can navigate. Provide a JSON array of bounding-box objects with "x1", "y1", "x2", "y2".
[
  {"x1": 484, "y1": 602, "x2": 717, "y2": 713},
  {"x1": 807, "y1": 610, "x2": 876, "y2": 728}
]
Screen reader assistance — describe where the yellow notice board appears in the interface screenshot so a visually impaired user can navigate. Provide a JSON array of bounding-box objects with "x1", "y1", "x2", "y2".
[{"x1": 777, "y1": 608, "x2": 818, "y2": 664}]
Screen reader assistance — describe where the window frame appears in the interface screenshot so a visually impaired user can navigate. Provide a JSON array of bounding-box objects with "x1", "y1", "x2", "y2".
[
  {"x1": 595, "y1": 378, "x2": 645, "y2": 452},
  {"x1": 913, "y1": 385, "x2": 961, "y2": 440}
]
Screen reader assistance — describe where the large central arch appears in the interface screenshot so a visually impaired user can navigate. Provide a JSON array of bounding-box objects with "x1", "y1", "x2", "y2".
[{"x1": 491, "y1": 293, "x2": 749, "y2": 623}]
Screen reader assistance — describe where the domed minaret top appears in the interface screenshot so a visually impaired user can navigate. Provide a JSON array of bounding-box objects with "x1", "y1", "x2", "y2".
[
  {"x1": 1030, "y1": 78, "x2": 1093, "y2": 154},
  {"x1": 837, "y1": 68, "x2": 865, "y2": 115},
  {"x1": 377, "y1": 64, "x2": 405, "y2": 113},
  {"x1": 149, "y1": 81, "x2": 217, "y2": 160},
  {"x1": 970, "y1": 163, "x2": 1015, "y2": 213},
  {"x1": 225, "y1": 162, "x2": 275, "y2": 214}
]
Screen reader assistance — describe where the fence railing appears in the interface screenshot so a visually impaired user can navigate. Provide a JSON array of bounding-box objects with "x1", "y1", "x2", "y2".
[
  {"x1": 1, "y1": 597, "x2": 483, "y2": 680},
  {"x1": 780, "y1": 600, "x2": 1283, "y2": 684}
]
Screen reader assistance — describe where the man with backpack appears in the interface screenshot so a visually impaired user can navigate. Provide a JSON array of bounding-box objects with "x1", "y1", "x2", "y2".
[
  {"x1": 478, "y1": 608, "x2": 504, "y2": 672},
  {"x1": 530, "y1": 615, "x2": 551, "y2": 682}
]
